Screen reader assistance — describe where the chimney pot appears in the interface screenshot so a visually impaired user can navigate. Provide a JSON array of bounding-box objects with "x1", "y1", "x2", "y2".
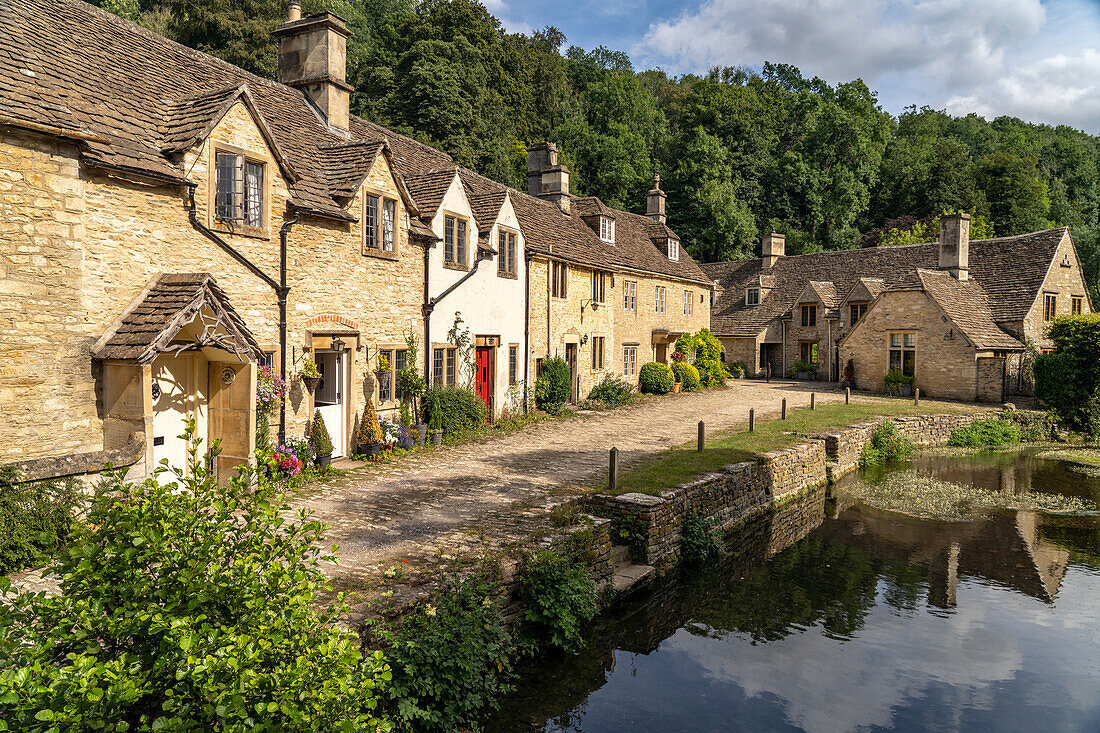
[
  {"x1": 273, "y1": 11, "x2": 351, "y2": 133},
  {"x1": 287, "y1": 1, "x2": 301, "y2": 22},
  {"x1": 938, "y1": 213, "x2": 970, "y2": 280},
  {"x1": 646, "y1": 173, "x2": 667, "y2": 224},
  {"x1": 761, "y1": 232, "x2": 785, "y2": 268}
]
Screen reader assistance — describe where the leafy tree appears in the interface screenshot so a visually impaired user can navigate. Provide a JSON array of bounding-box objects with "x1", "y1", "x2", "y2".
[
  {"x1": 1035, "y1": 314, "x2": 1100, "y2": 435},
  {"x1": 977, "y1": 150, "x2": 1052, "y2": 235}
]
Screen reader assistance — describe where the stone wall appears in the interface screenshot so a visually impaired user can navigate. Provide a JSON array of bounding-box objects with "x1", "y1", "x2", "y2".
[
  {"x1": 587, "y1": 412, "x2": 987, "y2": 567},
  {"x1": 614, "y1": 271, "x2": 711, "y2": 384},
  {"x1": 976, "y1": 356, "x2": 1005, "y2": 403},
  {"x1": 1021, "y1": 231, "x2": 1091, "y2": 347}
]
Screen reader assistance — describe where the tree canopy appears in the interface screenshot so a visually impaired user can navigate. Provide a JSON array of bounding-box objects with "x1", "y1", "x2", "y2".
[{"x1": 94, "y1": 0, "x2": 1100, "y2": 297}]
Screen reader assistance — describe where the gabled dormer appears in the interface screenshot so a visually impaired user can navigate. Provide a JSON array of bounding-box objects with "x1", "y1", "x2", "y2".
[{"x1": 575, "y1": 197, "x2": 617, "y2": 244}]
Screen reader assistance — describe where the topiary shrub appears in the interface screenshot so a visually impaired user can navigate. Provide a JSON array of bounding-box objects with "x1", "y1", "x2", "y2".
[
  {"x1": 859, "y1": 420, "x2": 915, "y2": 467},
  {"x1": 422, "y1": 386, "x2": 488, "y2": 434},
  {"x1": 0, "y1": 467, "x2": 82, "y2": 576},
  {"x1": 671, "y1": 362, "x2": 701, "y2": 391},
  {"x1": 310, "y1": 408, "x2": 335, "y2": 457},
  {"x1": 0, "y1": 423, "x2": 390, "y2": 731},
  {"x1": 638, "y1": 362, "x2": 674, "y2": 395},
  {"x1": 535, "y1": 356, "x2": 571, "y2": 413},
  {"x1": 357, "y1": 398, "x2": 384, "y2": 446},
  {"x1": 680, "y1": 512, "x2": 723, "y2": 564},
  {"x1": 379, "y1": 571, "x2": 514, "y2": 731},
  {"x1": 587, "y1": 374, "x2": 637, "y2": 407},
  {"x1": 517, "y1": 548, "x2": 597, "y2": 654},
  {"x1": 947, "y1": 417, "x2": 1021, "y2": 448}
]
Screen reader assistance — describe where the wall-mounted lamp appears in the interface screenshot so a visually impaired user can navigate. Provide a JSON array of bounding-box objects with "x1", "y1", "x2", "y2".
[
  {"x1": 331, "y1": 336, "x2": 345, "y2": 352},
  {"x1": 580, "y1": 298, "x2": 599, "y2": 317},
  {"x1": 580, "y1": 334, "x2": 589, "y2": 346}
]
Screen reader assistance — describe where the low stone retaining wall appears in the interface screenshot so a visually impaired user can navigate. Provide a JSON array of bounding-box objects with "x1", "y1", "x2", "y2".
[
  {"x1": 586, "y1": 412, "x2": 987, "y2": 567},
  {"x1": 4, "y1": 433, "x2": 145, "y2": 484}
]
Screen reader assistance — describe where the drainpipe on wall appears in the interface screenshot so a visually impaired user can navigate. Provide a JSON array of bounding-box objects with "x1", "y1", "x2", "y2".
[
  {"x1": 422, "y1": 243, "x2": 432, "y2": 380},
  {"x1": 781, "y1": 320, "x2": 787, "y2": 378},
  {"x1": 277, "y1": 212, "x2": 299, "y2": 444},
  {"x1": 523, "y1": 251, "x2": 532, "y2": 413},
  {"x1": 422, "y1": 248, "x2": 493, "y2": 376}
]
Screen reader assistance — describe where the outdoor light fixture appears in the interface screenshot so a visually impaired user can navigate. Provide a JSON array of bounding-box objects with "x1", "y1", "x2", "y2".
[
  {"x1": 331, "y1": 336, "x2": 345, "y2": 352},
  {"x1": 580, "y1": 298, "x2": 599, "y2": 316}
]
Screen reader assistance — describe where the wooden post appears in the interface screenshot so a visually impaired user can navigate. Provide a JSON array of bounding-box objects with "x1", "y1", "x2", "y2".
[
  {"x1": 914, "y1": 387, "x2": 920, "y2": 406},
  {"x1": 810, "y1": 392, "x2": 816, "y2": 410},
  {"x1": 609, "y1": 447, "x2": 618, "y2": 492},
  {"x1": 749, "y1": 408, "x2": 755, "y2": 432},
  {"x1": 697, "y1": 421, "x2": 705, "y2": 452},
  {"x1": 845, "y1": 387, "x2": 850, "y2": 404},
  {"x1": 781, "y1": 398, "x2": 787, "y2": 420},
  {"x1": 766, "y1": 363, "x2": 771, "y2": 383}
]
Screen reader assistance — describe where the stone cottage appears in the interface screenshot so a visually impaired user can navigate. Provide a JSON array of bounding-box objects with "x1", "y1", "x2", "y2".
[{"x1": 704, "y1": 215, "x2": 1091, "y2": 401}]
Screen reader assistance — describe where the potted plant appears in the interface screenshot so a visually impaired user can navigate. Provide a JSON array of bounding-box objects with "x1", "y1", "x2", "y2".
[
  {"x1": 400, "y1": 366, "x2": 428, "y2": 443},
  {"x1": 672, "y1": 376, "x2": 682, "y2": 393},
  {"x1": 884, "y1": 369, "x2": 914, "y2": 396},
  {"x1": 310, "y1": 409, "x2": 334, "y2": 467},
  {"x1": 428, "y1": 409, "x2": 443, "y2": 447},
  {"x1": 356, "y1": 399, "x2": 384, "y2": 459},
  {"x1": 299, "y1": 357, "x2": 321, "y2": 394},
  {"x1": 792, "y1": 360, "x2": 817, "y2": 380},
  {"x1": 842, "y1": 359, "x2": 856, "y2": 390}
]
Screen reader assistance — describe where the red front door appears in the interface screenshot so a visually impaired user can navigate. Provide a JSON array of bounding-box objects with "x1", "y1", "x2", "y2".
[{"x1": 476, "y1": 346, "x2": 493, "y2": 415}]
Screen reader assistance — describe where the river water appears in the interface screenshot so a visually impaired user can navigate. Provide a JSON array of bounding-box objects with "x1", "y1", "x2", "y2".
[{"x1": 490, "y1": 450, "x2": 1100, "y2": 732}]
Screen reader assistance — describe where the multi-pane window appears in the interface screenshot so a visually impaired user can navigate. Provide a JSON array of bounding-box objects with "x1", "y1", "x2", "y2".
[
  {"x1": 599, "y1": 217, "x2": 615, "y2": 243},
  {"x1": 623, "y1": 346, "x2": 638, "y2": 377},
  {"x1": 801, "y1": 304, "x2": 817, "y2": 327},
  {"x1": 746, "y1": 288, "x2": 760, "y2": 306},
  {"x1": 382, "y1": 199, "x2": 395, "y2": 252},
  {"x1": 623, "y1": 280, "x2": 637, "y2": 311},
  {"x1": 214, "y1": 152, "x2": 263, "y2": 228},
  {"x1": 364, "y1": 195, "x2": 396, "y2": 253},
  {"x1": 508, "y1": 345, "x2": 518, "y2": 386},
  {"x1": 552, "y1": 261, "x2": 568, "y2": 298},
  {"x1": 683, "y1": 290, "x2": 693, "y2": 316},
  {"x1": 445, "y1": 216, "x2": 468, "y2": 266},
  {"x1": 799, "y1": 341, "x2": 818, "y2": 365},
  {"x1": 591, "y1": 336, "x2": 605, "y2": 370},
  {"x1": 446, "y1": 348, "x2": 456, "y2": 386},
  {"x1": 655, "y1": 286, "x2": 666, "y2": 313},
  {"x1": 498, "y1": 230, "x2": 517, "y2": 276},
  {"x1": 433, "y1": 348, "x2": 444, "y2": 385},
  {"x1": 1072, "y1": 296, "x2": 1084, "y2": 315},
  {"x1": 850, "y1": 302, "x2": 868, "y2": 325},
  {"x1": 591, "y1": 271, "x2": 606, "y2": 304},
  {"x1": 668, "y1": 239, "x2": 679, "y2": 261},
  {"x1": 889, "y1": 333, "x2": 916, "y2": 377},
  {"x1": 378, "y1": 349, "x2": 394, "y2": 402},
  {"x1": 1044, "y1": 293, "x2": 1058, "y2": 321},
  {"x1": 394, "y1": 349, "x2": 407, "y2": 401},
  {"x1": 364, "y1": 195, "x2": 379, "y2": 250}
]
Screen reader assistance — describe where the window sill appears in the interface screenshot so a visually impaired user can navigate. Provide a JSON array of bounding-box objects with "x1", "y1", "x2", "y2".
[
  {"x1": 497, "y1": 270, "x2": 518, "y2": 280},
  {"x1": 444, "y1": 260, "x2": 470, "y2": 273},
  {"x1": 363, "y1": 247, "x2": 399, "y2": 261},
  {"x1": 212, "y1": 220, "x2": 269, "y2": 240}
]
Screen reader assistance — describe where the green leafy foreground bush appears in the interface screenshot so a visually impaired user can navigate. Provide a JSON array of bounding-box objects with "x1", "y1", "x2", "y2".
[
  {"x1": 517, "y1": 548, "x2": 597, "y2": 654},
  {"x1": 0, "y1": 466, "x2": 82, "y2": 576},
  {"x1": 638, "y1": 361, "x2": 674, "y2": 395},
  {"x1": 587, "y1": 374, "x2": 638, "y2": 406},
  {"x1": 0, "y1": 424, "x2": 392, "y2": 732},
  {"x1": 859, "y1": 420, "x2": 915, "y2": 467},
  {"x1": 423, "y1": 386, "x2": 488, "y2": 433},
  {"x1": 948, "y1": 417, "x2": 1021, "y2": 448},
  {"x1": 671, "y1": 362, "x2": 701, "y2": 391},
  {"x1": 680, "y1": 512, "x2": 723, "y2": 564},
  {"x1": 535, "y1": 356, "x2": 571, "y2": 414}
]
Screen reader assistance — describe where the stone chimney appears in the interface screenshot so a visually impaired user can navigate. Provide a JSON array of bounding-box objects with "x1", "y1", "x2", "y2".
[
  {"x1": 761, "y1": 232, "x2": 785, "y2": 268},
  {"x1": 527, "y1": 142, "x2": 570, "y2": 213},
  {"x1": 273, "y1": 4, "x2": 352, "y2": 133},
  {"x1": 646, "y1": 174, "x2": 667, "y2": 224},
  {"x1": 938, "y1": 212, "x2": 970, "y2": 280}
]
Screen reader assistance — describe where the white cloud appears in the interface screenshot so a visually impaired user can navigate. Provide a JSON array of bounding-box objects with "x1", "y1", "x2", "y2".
[{"x1": 636, "y1": 0, "x2": 1100, "y2": 132}]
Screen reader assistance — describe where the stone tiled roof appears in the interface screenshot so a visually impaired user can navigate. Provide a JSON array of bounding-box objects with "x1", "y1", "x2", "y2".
[
  {"x1": 94, "y1": 273, "x2": 262, "y2": 363},
  {"x1": 318, "y1": 140, "x2": 382, "y2": 200},
  {"x1": 703, "y1": 228, "x2": 1069, "y2": 338},
  {"x1": 914, "y1": 269, "x2": 1023, "y2": 350},
  {"x1": 402, "y1": 169, "x2": 457, "y2": 221}
]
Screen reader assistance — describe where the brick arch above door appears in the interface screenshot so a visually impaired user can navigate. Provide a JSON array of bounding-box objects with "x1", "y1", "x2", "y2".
[{"x1": 304, "y1": 314, "x2": 359, "y2": 331}]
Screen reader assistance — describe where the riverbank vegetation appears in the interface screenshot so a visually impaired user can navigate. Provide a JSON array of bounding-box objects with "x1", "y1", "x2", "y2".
[
  {"x1": 859, "y1": 421, "x2": 915, "y2": 467},
  {"x1": 613, "y1": 399, "x2": 970, "y2": 496},
  {"x1": 0, "y1": 467, "x2": 83, "y2": 577}
]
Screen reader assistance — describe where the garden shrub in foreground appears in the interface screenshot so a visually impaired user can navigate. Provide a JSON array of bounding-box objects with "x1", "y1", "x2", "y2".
[
  {"x1": 638, "y1": 361, "x2": 674, "y2": 395},
  {"x1": 0, "y1": 466, "x2": 82, "y2": 577},
  {"x1": 859, "y1": 420, "x2": 916, "y2": 467},
  {"x1": 0, "y1": 425, "x2": 391, "y2": 732},
  {"x1": 423, "y1": 386, "x2": 489, "y2": 433},
  {"x1": 948, "y1": 417, "x2": 1021, "y2": 448},
  {"x1": 535, "y1": 356, "x2": 571, "y2": 414},
  {"x1": 587, "y1": 374, "x2": 637, "y2": 407},
  {"x1": 671, "y1": 362, "x2": 701, "y2": 391},
  {"x1": 517, "y1": 548, "x2": 597, "y2": 654},
  {"x1": 680, "y1": 512, "x2": 723, "y2": 564}
]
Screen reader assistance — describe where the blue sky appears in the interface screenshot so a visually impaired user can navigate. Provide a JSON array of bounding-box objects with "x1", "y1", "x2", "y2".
[{"x1": 487, "y1": 0, "x2": 1100, "y2": 133}]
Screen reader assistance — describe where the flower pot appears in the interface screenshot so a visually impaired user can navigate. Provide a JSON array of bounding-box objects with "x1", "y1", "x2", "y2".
[
  {"x1": 900, "y1": 384, "x2": 913, "y2": 397},
  {"x1": 672, "y1": 382, "x2": 682, "y2": 393},
  {"x1": 417, "y1": 423, "x2": 429, "y2": 446},
  {"x1": 357, "y1": 443, "x2": 383, "y2": 459},
  {"x1": 315, "y1": 453, "x2": 332, "y2": 468},
  {"x1": 301, "y1": 375, "x2": 322, "y2": 394},
  {"x1": 797, "y1": 371, "x2": 814, "y2": 381},
  {"x1": 430, "y1": 430, "x2": 443, "y2": 447}
]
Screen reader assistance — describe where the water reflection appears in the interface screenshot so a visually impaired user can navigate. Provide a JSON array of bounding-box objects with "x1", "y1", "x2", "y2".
[{"x1": 490, "y1": 452, "x2": 1100, "y2": 732}]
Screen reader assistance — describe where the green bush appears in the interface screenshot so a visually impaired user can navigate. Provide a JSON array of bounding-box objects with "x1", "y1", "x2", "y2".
[
  {"x1": 1004, "y1": 408, "x2": 1056, "y2": 442},
  {"x1": 693, "y1": 329, "x2": 722, "y2": 361},
  {"x1": 423, "y1": 386, "x2": 488, "y2": 434},
  {"x1": 380, "y1": 571, "x2": 513, "y2": 731},
  {"x1": 535, "y1": 356, "x2": 571, "y2": 413},
  {"x1": 310, "y1": 408, "x2": 335, "y2": 457},
  {"x1": 0, "y1": 424, "x2": 391, "y2": 731},
  {"x1": 671, "y1": 362, "x2": 701, "y2": 391},
  {"x1": 680, "y1": 513, "x2": 723, "y2": 564},
  {"x1": 728, "y1": 360, "x2": 746, "y2": 378},
  {"x1": 883, "y1": 369, "x2": 915, "y2": 395},
  {"x1": 674, "y1": 333, "x2": 696, "y2": 359},
  {"x1": 1034, "y1": 341, "x2": 1100, "y2": 436},
  {"x1": 0, "y1": 467, "x2": 82, "y2": 577},
  {"x1": 791, "y1": 359, "x2": 817, "y2": 376},
  {"x1": 638, "y1": 362, "x2": 675, "y2": 395},
  {"x1": 859, "y1": 420, "x2": 916, "y2": 467},
  {"x1": 587, "y1": 374, "x2": 637, "y2": 407},
  {"x1": 947, "y1": 417, "x2": 1022, "y2": 448},
  {"x1": 695, "y1": 359, "x2": 728, "y2": 388},
  {"x1": 517, "y1": 548, "x2": 597, "y2": 654}
]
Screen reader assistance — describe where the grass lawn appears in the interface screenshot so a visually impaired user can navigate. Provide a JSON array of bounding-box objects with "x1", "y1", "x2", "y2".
[{"x1": 611, "y1": 399, "x2": 975, "y2": 496}]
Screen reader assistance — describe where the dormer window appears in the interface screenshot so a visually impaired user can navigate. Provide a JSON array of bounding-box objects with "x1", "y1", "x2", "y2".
[
  {"x1": 599, "y1": 217, "x2": 615, "y2": 243},
  {"x1": 214, "y1": 150, "x2": 264, "y2": 230},
  {"x1": 667, "y1": 239, "x2": 679, "y2": 261},
  {"x1": 746, "y1": 287, "x2": 760, "y2": 306}
]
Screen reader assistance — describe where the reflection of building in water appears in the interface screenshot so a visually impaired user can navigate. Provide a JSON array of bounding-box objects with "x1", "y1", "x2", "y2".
[{"x1": 818, "y1": 506, "x2": 1069, "y2": 608}]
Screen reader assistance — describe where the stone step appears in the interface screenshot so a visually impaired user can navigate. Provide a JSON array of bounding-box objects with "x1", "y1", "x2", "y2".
[
  {"x1": 611, "y1": 544, "x2": 633, "y2": 568},
  {"x1": 612, "y1": 563, "x2": 655, "y2": 594}
]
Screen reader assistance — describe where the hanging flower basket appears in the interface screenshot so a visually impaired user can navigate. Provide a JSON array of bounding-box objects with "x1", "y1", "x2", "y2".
[{"x1": 301, "y1": 375, "x2": 322, "y2": 394}]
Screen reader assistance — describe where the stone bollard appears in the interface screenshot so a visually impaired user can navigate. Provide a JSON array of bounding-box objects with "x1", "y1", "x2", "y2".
[
  {"x1": 609, "y1": 447, "x2": 619, "y2": 492},
  {"x1": 749, "y1": 408, "x2": 755, "y2": 432},
  {"x1": 914, "y1": 388, "x2": 920, "y2": 406},
  {"x1": 698, "y1": 421, "x2": 705, "y2": 452},
  {"x1": 811, "y1": 392, "x2": 816, "y2": 410},
  {"x1": 845, "y1": 387, "x2": 850, "y2": 405},
  {"x1": 782, "y1": 398, "x2": 787, "y2": 420}
]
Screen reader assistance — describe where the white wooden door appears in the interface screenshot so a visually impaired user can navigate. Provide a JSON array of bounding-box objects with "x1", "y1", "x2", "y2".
[
  {"x1": 152, "y1": 354, "x2": 193, "y2": 477},
  {"x1": 315, "y1": 351, "x2": 346, "y2": 457}
]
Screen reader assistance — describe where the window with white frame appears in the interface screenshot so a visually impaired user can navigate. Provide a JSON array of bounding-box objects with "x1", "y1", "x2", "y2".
[
  {"x1": 684, "y1": 290, "x2": 693, "y2": 316},
  {"x1": 746, "y1": 287, "x2": 760, "y2": 306},
  {"x1": 623, "y1": 280, "x2": 637, "y2": 311},
  {"x1": 591, "y1": 271, "x2": 606, "y2": 304},
  {"x1": 214, "y1": 151, "x2": 264, "y2": 229},
  {"x1": 623, "y1": 346, "x2": 638, "y2": 377},
  {"x1": 655, "y1": 286, "x2": 666, "y2": 313},
  {"x1": 667, "y1": 238, "x2": 679, "y2": 261},
  {"x1": 599, "y1": 217, "x2": 615, "y2": 243}
]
